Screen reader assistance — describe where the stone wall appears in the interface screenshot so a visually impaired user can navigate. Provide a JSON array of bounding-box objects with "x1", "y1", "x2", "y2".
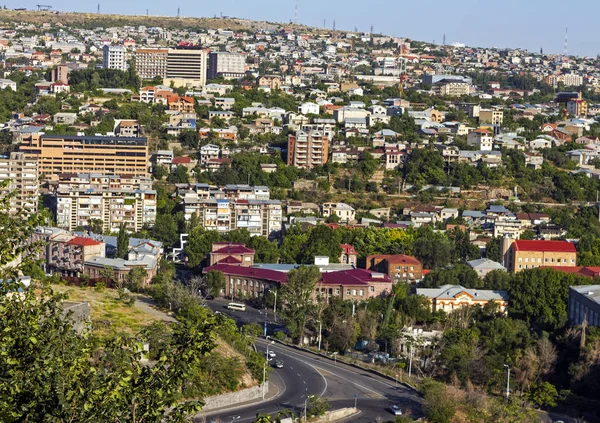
[{"x1": 202, "y1": 382, "x2": 266, "y2": 412}]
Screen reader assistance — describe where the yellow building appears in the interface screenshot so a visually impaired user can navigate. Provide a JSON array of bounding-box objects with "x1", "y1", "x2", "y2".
[
  {"x1": 20, "y1": 134, "x2": 149, "y2": 181},
  {"x1": 502, "y1": 239, "x2": 577, "y2": 273},
  {"x1": 479, "y1": 109, "x2": 504, "y2": 125},
  {"x1": 416, "y1": 285, "x2": 508, "y2": 313}
]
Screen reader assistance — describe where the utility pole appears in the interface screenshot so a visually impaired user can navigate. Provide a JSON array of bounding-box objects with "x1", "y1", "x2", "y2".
[
  {"x1": 408, "y1": 343, "x2": 413, "y2": 378},
  {"x1": 317, "y1": 320, "x2": 322, "y2": 351},
  {"x1": 504, "y1": 364, "x2": 510, "y2": 400}
]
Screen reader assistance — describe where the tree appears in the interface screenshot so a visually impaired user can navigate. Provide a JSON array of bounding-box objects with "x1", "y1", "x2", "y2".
[
  {"x1": 152, "y1": 214, "x2": 180, "y2": 248},
  {"x1": 280, "y1": 265, "x2": 322, "y2": 344},
  {"x1": 526, "y1": 382, "x2": 560, "y2": 409},
  {"x1": 126, "y1": 266, "x2": 147, "y2": 292},
  {"x1": 486, "y1": 237, "x2": 502, "y2": 262},
  {"x1": 185, "y1": 227, "x2": 221, "y2": 268},
  {"x1": 247, "y1": 236, "x2": 280, "y2": 263},
  {"x1": 153, "y1": 164, "x2": 168, "y2": 180},
  {"x1": 168, "y1": 165, "x2": 190, "y2": 184},
  {"x1": 206, "y1": 270, "x2": 226, "y2": 298},
  {"x1": 420, "y1": 379, "x2": 457, "y2": 423},
  {"x1": 299, "y1": 224, "x2": 342, "y2": 264},
  {"x1": 116, "y1": 223, "x2": 129, "y2": 259}
]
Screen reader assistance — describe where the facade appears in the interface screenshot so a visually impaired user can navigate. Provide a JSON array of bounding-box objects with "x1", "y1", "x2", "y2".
[
  {"x1": 103, "y1": 45, "x2": 127, "y2": 71},
  {"x1": 479, "y1": 109, "x2": 503, "y2": 125},
  {"x1": 502, "y1": 239, "x2": 577, "y2": 273},
  {"x1": 55, "y1": 173, "x2": 156, "y2": 233},
  {"x1": 51, "y1": 64, "x2": 69, "y2": 84},
  {"x1": 135, "y1": 48, "x2": 169, "y2": 79},
  {"x1": 0, "y1": 152, "x2": 39, "y2": 214},
  {"x1": 209, "y1": 243, "x2": 255, "y2": 266},
  {"x1": 467, "y1": 129, "x2": 493, "y2": 151},
  {"x1": 366, "y1": 254, "x2": 423, "y2": 283},
  {"x1": 567, "y1": 99, "x2": 588, "y2": 117},
  {"x1": 569, "y1": 285, "x2": 600, "y2": 327},
  {"x1": 0, "y1": 79, "x2": 17, "y2": 90},
  {"x1": 287, "y1": 130, "x2": 329, "y2": 169},
  {"x1": 417, "y1": 285, "x2": 508, "y2": 313},
  {"x1": 433, "y1": 79, "x2": 471, "y2": 96},
  {"x1": 321, "y1": 203, "x2": 356, "y2": 223},
  {"x1": 208, "y1": 52, "x2": 246, "y2": 80},
  {"x1": 339, "y1": 243, "x2": 358, "y2": 267},
  {"x1": 165, "y1": 48, "x2": 208, "y2": 87},
  {"x1": 19, "y1": 134, "x2": 149, "y2": 180},
  {"x1": 199, "y1": 144, "x2": 220, "y2": 165}
]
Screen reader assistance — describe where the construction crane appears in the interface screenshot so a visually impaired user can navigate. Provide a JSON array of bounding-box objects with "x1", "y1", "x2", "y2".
[{"x1": 36, "y1": 4, "x2": 53, "y2": 11}]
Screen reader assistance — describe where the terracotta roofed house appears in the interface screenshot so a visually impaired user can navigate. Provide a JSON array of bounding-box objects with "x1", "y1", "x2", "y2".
[
  {"x1": 339, "y1": 243, "x2": 357, "y2": 266},
  {"x1": 366, "y1": 254, "x2": 423, "y2": 283},
  {"x1": 502, "y1": 239, "x2": 577, "y2": 273},
  {"x1": 209, "y1": 242, "x2": 255, "y2": 266}
]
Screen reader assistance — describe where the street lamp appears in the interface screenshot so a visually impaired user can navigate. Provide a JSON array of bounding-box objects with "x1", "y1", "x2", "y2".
[
  {"x1": 332, "y1": 351, "x2": 338, "y2": 364},
  {"x1": 262, "y1": 340, "x2": 275, "y2": 400},
  {"x1": 504, "y1": 364, "x2": 511, "y2": 401},
  {"x1": 270, "y1": 289, "x2": 278, "y2": 322},
  {"x1": 316, "y1": 320, "x2": 322, "y2": 351},
  {"x1": 303, "y1": 394, "x2": 314, "y2": 422}
]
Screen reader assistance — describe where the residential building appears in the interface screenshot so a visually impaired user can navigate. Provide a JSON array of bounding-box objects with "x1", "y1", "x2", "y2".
[
  {"x1": 0, "y1": 78, "x2": 17, "y2": 90},
  {"x1": 199, "y1": 144, "x2": 220, "y2": 165},
  {"x1": 502, "y1": 239, "x2": 577, "y2": 273},
  {"x1": 479, "y1": 109, "x2": 503, "y2": 125},
  {"x1": 167, "y1": 95, "x2": 195, "y2": 113},
  {"x1": 417, "y1": 285, "x2": 508, "y2": 313},
  {"x1": 102, "y1": 45, "x2": 127, "y2": 71},
  {"x1": 165, "y1": 48, "x2": 208, "y2": 88},
  {"x1": 433, "y1": 79, "x2": 471, "y2": 96},
  {"x1": 287, "y1": 130, "x2": 329, "y2": 169},
  {"x1": 569, "y1": 285, "x2": 600, "y2": 327},
  {"x1": 55, "y1": 173, "x2": 156, "y2": 233},
  {"x1": 214, "y1": 97, "x2": 235, "y2": 110},
  {"x1": 467, "y1": 129, "x2": 493, "y2": 151},
  {"x1": 208, "y1": 52, "x2": 246, "y2": 80},
  {"x1": 0, "y1": 152, "x2": 39, "y2": 214},
  {"x1": 366, "y1": 254, "x2": 423, "y2": 283},
  {"x1": 19, "y1": 134, "x2": 149, "y2": 180},
  {"x1": 135, "y1": 48, "x2": 169, "y2": 79},
  {"x1": 321, "y1": 203, "x2": 355, "y2": 223},
  {"x1": 155, "y1": 150, "x2": 174, "y2": 166},
  {"x1": 209, "y1": 242, "x2": 255, "y2": 266},
  {"x1": 113, "y1": 119, "x2": 140, "y2": 137},
  {"x1": 567, "y1": 99, "x2": 588, "y2": 117},
  {"x1": 339, "y1": 243, "x2": 358, "y2": 266},
  {"x1": 467, "y1": 258, "x2": 507, "y2": 277}
]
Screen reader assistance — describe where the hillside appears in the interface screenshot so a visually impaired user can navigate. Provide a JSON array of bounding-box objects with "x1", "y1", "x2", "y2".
[{"x1": 0, "y1": 9, "x2": 299, "y2": 32}]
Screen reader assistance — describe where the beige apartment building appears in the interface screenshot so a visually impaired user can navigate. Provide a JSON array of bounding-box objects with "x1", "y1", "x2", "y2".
[
  {"x1": 433, "y1": 79, "x2": 471, "y2": 97},
  {"x1": 135, "y1": 47, "x2": 208, "y2": 87},
  {"x1": 56, "y1": 174, "x2": 156, "y2": 233},
  {"x1": 502, "y1": 239, "x2": 577, "y2": 273},
  {"x1": 479, "y1": 109, "x2": 504, "y2": 125},
  {"x1": 0, "y1": 152, "x2": 39, "y2": 214},
  {"x1": 19, "y1": 134, "x2": 149, "y2": 180},
  {"x1": 287, "y1": 130, "x2": 329, "y2": 169},
  {"x1": 135, "y1": 48, "x2": 169, "y2": 79}
]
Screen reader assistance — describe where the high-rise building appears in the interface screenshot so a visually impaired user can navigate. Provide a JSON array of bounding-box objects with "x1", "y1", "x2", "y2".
[
  {"x1": 19, "y1": 134, "x2": 149, "y2": 181},
  {"x1": 134, "y1": 47, "x2": 208, "y2": 87},
  {"x1": 287, "y1": 130, "x2": 329, "y2": 169},
  {"x1": 135, "y1": 48, "x2": 169, "y2": 80},
  {"x1": 51, "y1": 64, "x2": 69, "y2": 84},
  {"x1": 0, "y1": 152, "x2": 39, "y2": 214},
  {"x1": 208, "y1": 52, "x2": 246, "y2": 80},
  {"x1": 55, "y1": 173, "x2": 156, "y2": 233},
  {"x1": 102, "y1": 45, "x2": 128, "y2": 71}
]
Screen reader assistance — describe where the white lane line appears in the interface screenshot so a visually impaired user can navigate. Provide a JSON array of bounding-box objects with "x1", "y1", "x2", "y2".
[
  {"x1": 303, "y1": 380, "x2": 306, "y2": 384},
  {"x1": 297, "y1": 373, "x2": 301, "y2": 377}
]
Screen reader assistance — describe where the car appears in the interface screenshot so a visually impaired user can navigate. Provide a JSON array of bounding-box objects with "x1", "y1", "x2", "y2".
[
  {"x1": 267, "y1": 350, "x2": 276, "y2": 358},
  {"x1": 274, "y1": 360, "x2": 284, "y2": 368},
  {"x1": 390, "y1": 405, "x2": 402, "y2": 416}
]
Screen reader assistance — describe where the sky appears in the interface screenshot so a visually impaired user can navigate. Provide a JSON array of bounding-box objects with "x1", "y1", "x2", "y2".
[{"x1": 12, "y1": 0, "x2": 600, "y2": 57}]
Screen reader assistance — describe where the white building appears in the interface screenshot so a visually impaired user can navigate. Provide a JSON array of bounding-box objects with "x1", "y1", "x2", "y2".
[
  {"x1": 200, "y1": 144, "x2": 220, "y2": 165},
  {"x1": 0, "y1": 152, "x2": 39, "y2": 214},
  {"x1": 103, "y1": 45, "x2": 128, "y2": 71},
  {"x1": 321, "y1": 203, "x2": 356, "y2": 223},
  {"x1": 467, "y1": 129, "x2": 493, "y2": 151},
  {"x1": 0, "y1": 79, "x2": 17, "y2": 91},
  {"x1": 298, "y1": 102, "x2": 320, "y2": 115}
]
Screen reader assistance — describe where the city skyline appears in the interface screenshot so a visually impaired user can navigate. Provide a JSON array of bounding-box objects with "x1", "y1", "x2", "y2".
[{"x1": 8, "y1": 0, "x2": 600, "y2": 57}]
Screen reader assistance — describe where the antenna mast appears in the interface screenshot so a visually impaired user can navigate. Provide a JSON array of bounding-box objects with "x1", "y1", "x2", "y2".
[
  {"x1": 294, "y1": 0, "x2": 298, "y2": 24},
  {"x1": 564, "y1": 27, "x2": 568, "y2": 57}
]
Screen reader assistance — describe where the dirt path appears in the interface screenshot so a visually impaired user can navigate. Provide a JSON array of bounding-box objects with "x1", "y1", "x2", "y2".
[{"x1": 133, "y1": 296, "x2": 176, "y2": 323}]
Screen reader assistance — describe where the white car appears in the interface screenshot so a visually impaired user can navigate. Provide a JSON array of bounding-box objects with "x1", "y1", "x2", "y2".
[
  {"x1": 267, "y1": 351, "x2": 276, "y2": 358},
  {"x1": 390, "y1": 405, "x2": 402, "y2": 416}
]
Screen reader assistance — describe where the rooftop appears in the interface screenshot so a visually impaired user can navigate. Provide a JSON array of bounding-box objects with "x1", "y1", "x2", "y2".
[
  {"x1": 417, "y1": 284, "x2": 508, "y2": 301},
  {"x1": 513, "y1": 240, "x2": 576, "y2": 253}
]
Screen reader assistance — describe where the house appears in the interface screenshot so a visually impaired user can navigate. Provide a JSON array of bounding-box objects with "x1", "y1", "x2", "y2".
[
  {"x1": 569, "y1": 285, "x2": 600, "y2": 327},
  {"x1": 502, "y1": 239, "x2": 577, "y2": 273},
  {"x1": 209, "y1": 242, "x2": 255, "y2": 267},
  {"x1": 339, "y1": 244, "x2": 357, "y2": 267},
  {"x1": 366, "y1": 254, "x2": 423, "y2": 283},
  {"x1": 467, "y1": 258, "x2": 507, "y2": 277},
  {"x1": 167, "y1": 95, "x2": 195, "y2": 113},
  {"x1": 53, "y1": 112, "x2": 77, "y2": 125},
  {"x1": 321, "y1": 203, "x2": 356, "y2": 223},
  {"x1": 467, "y1": 129, "x2": 493, "y2": 151},
  {"x1": 156, "y1": 150, "x2": 174, "y2": 166},
  {"x1": 417, "y1": 285, "x2": 508, "y2": 313},
  {"x1": 199, "y1": 144, "x2": 220, "y2": 166}
]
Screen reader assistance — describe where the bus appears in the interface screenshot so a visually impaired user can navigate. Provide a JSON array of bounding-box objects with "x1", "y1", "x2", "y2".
[{"x1": 227, "y1": 302, "x2": 246, "y2": 311}]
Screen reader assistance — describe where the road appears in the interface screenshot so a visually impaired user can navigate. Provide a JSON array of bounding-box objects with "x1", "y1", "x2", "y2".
[{"x1": 200, "y1": 300, "x2": 423, "y2": 423}]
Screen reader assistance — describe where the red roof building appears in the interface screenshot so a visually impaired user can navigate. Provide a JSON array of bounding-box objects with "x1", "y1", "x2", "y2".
[
  {"x1": 504, "y1": 239, "x2": 577, "y2": 273},
  {"x1": 365, "y1": 254, "x2": 423, "y2": 283},
  {"x1": 209, "y1": 243, "x2": 255, "y2": 267},
  {"x1": 339, "y1": 243, "x2": 358, "y2": 267}
]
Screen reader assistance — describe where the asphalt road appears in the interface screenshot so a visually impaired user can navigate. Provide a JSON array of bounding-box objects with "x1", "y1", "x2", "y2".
[{"x1": 201, "y1": 299, "x2": 423, "y2": 422}]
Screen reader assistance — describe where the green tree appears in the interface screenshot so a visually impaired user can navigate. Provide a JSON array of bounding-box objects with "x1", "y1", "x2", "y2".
[
  {"x1": 526, "y1": 382, "x2": 560, "y2": 409},
  {"x1": 116, "y1": 223, "x2": 129, "y2": 259},
  {"x1": 126, "y1": 266, "x2": 147, "y2": 292},
  {"x1": 153, "y1": 164, "x2": 168, "y2": 180},
  {"x1": 280, "y1": 265, "x2": 322, "y2": 344},
  {"x1": 486, "y1": 236, "x2": 502, "y2": 262},
  {"x1": 300, "y1": 224, "x2": 342, "y2": 264},
  {"x1": 185, "y1": 227, "x2": 221, "y2": 268},
  {"x1": 152, "y1": 214, "x2": 180, "y2": 248},
  {"x1": 420, "y1": 379, "x2": 457, "y2": 423},
  {"x1": 89, "y1": 218, "x2": 104, "y2": 235},
  {"x1": 205, "y1": 270, "x2": 226, "y2": 298},
  {"x1": 247, "y1": 236, "x2": 280, "y2": 263},
  {"x1": 168, "y1": 165, "x2": 190, "y2": 184}
]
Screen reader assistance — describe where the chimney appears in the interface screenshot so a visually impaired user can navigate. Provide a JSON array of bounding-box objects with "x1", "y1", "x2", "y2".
[{"x1": 500, "y1": 236, "x2": 515, "y2": 267}]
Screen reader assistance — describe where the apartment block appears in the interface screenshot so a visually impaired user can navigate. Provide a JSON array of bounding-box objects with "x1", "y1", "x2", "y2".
[
  {"x1": 433, "y1": 79, "x2": 471, "y2": 96},
  {"x1": 135, "y1": 48, "x2": 169, "y2": 79},
  {"x1": 0, "y1": 152, "x2": 39, "y2": 214},
  {"x1": 287, "y1": 130, "x2": 329, "y2": 169},
  {"x1": 569, "y1": 285, "x2": 600, "y2": 327},
  {"x1": 502, "y1": 239, "x2": 577, "y2": 273},
  {"x1": 55, "y1": 173, "x2": 156, "y2": 233},
  {"x1": 479, "y1": 109, "x2": 504, "y2": 125},
  {"x1": 165, "y1": 48, "x2": 208, "y2": 88},
  {"x1": 103, "y1": 45, "x2": 128, "y2": 71},
  {"x1": 208, "y1": 52, "x2": 246, "y2": 80},
  {"x1": 467, "y1": 129, "x2": 493, "y2": 151},
  {"x1": 19, "y1": 134, "x2": 149, "y2": 181},
  {"x1": 51, "y1": 64, "x2": 69, "y2": 84}
]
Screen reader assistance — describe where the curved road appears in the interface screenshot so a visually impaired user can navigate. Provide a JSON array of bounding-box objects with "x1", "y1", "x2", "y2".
[{"x1": 201, "y1": 299, "x2": 422, "y2": 422}]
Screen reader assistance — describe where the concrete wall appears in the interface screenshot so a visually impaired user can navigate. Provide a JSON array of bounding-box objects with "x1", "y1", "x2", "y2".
[
  {"x1": 60, "y1": 301, "x2": 91, "y2": 333},
  {"x1": 312, "y1": 408, "x2": 359, "y2": 422},
  {"x1": 202, "y1": 382, "x2": 266, "y2": 412}
]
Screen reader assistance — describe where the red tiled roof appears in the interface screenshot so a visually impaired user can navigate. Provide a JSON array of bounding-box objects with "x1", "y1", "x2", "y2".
[
  {"x1": 212, "y1": 245, "x2": 255, "y2": 255},
  {"x1": 340, "y1": 243, "x2": 357, "y2": 255},
  {"x1": 204, "y1": 263, "x2": 287, "y2": 283},
  {"x1": 367, "y1": 254, "x2": 422, "y2": 266},
  {"x1": 172, "y1": 157, "x2": 191, "y2": 164},
  {"x1": 217, "y1": 256, "x2": 243, "y2": 264},
  {"x1": 513, "y1": 240, "x2": 576, "y2": 253},
  {"x1": 321, "y1": 268, "x2": 391, "y2": 286},
  {"x1": 67, "y1": 236, "x2": 102, "y2": 247},
  {"x1": 551, "y1": 266, "x2": 600, "y2": 278}
]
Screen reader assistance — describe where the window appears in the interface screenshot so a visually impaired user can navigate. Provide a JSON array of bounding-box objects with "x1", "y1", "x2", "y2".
[
  {"x1": 519, "y1": 265, "x2": 522, "y2": 269},
  {"x1": 352, "y1": 289, "x2": 357, "y2": 296},
  {"x1": 346, "y1": 289, "x2": 350, "y2": 295},
  {"x1": 250, "y1": 280, "x2": 254, "y2": 287},
  {"x1": 237, "y1": 279, "x2": 241, "y2": 285},
  {"x1": 336, "y1": 288, "x2": 340, "y2": 295},
  {"x1": 525, "y1": 258, "x2": 529, "y2": 263},
  {"x1": 563, "y1": 259, "x2": 567, "y2": 263},
  {"x1": 359, "y1": 290, "x2": 364, "y2": 296},
  {"x1": 571, "y1": 259, "x2": 575, "y2": 263},
  {"x1": 518, "y1": 258, "x2": 522, "y2": 262},
  {"x1": 410, "y1": 266, "x2": 414, "y2": 271},
  {"x1": 538, "y1": 258, "x2": 542, "y2": 263},
  {"x1": 370, "y1": 286, "x2": 375, "y2": 292},
  {"x1": 551, "y1": 258, "x2": 555, "y2": 263},
  {"x1": 545, "y1": 258, "x2": 548, "y2": 263}
]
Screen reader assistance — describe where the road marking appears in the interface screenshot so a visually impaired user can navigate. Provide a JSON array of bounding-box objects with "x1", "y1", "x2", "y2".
[
  {"x1": 297, "y1": 373, "x2": 301, "y2": 377},
  {"x1": 303, "y1": 380, "x2": 306, "y2": 384}
]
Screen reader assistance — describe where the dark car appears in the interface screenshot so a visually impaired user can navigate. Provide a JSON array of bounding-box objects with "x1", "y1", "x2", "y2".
[{"x1": 274, "y1": 360, "x2": 284, "y2": 368}]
